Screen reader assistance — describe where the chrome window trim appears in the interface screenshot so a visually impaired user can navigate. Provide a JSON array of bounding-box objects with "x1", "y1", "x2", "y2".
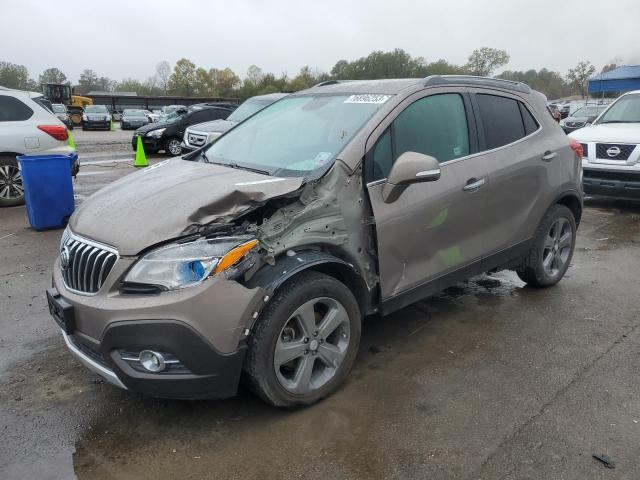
[
  {"x1": 364, "y1": 88, "x2": 544, "y2": 187},
  {"x1": 366, "y1": 127, "x2": 543, "y2": 187}
]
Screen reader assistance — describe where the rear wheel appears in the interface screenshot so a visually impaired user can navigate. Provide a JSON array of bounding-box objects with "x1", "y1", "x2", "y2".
[
  {"x1": 0, "y1": 156, "x2": 24, "y2": 207},
  {"x1": 517, "y1": 204, "x2": 576, "y2": 287},
  {"x1": 244, "y1": 271, "x2": 361, "y2": 408},
  {"x1": 164, "y1": 138, "x2": 182, "y2": 156}
]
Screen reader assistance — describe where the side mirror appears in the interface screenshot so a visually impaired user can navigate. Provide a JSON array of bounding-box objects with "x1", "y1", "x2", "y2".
[{"x1": 382, "y1": 151, "x2": 441, "y2": 203}]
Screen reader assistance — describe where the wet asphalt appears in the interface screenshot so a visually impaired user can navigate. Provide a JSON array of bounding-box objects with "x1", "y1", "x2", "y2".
[{"x1": 1, "y1": 133, "x2": 640, "y2": 479}]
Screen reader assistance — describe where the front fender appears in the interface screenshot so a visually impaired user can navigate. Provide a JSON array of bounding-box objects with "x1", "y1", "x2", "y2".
[{"x1": 245, "y1": 250, "x2": 355, "y2": 291}]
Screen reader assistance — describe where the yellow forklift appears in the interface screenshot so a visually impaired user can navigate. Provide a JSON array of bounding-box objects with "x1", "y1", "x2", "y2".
[{"x1": 41, "y1": 83, "x2": 93, "y2": 127}]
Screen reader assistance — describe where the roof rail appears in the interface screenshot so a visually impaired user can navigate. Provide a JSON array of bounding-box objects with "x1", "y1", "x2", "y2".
[
  {"x1": 423, "y1": 75, "x2": 531, "y2": 94},
  {"x1": 314, "y1": 80, "x2": 342, "y2": 87}
]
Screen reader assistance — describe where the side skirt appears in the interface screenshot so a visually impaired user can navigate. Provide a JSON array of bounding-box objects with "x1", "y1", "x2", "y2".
[{"x1": 380, "y1": 239, "x2": 532, "y2": 315}]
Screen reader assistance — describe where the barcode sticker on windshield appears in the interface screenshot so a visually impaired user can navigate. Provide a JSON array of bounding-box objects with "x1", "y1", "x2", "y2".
[{"x1": 344, "y1": 94, "x2": 392, "y2": 104}]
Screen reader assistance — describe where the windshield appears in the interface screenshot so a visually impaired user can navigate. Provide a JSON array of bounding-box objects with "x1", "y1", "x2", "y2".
[
  {"x1": 227, "y1": 99, "x2": 271, "y2": 123},
  {"x1": 597, "y1": 94, "x2": 640, "y2": 124},
  {"x1": 571, "y1": 106, "x2": 602, "y2": 117},
  {"x1": 123, "y1": 109, "x2": 146, "y2": 117},
  {"x1": 85, "y1": 105, "x2": 108, "y2": 113},
  {"x1": 160, "y1": 111, "x2": 185, "y2": 124},
  {"x1": 52, "y1": 104, "x2": 65, "y2": 113},
  {"x1": 203, "y1": 94, "x2": 391, "y2": 176}
]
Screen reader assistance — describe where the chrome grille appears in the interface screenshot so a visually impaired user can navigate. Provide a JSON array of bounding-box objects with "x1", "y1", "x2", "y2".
[
  {"x1": 60, "y1": 231, "x2": 118, "y2": 294},
  {"x1": 596, "y1": 143, "x2": 636, "y2": 160},
  {"x1": 187, "y1": 132, "x2": 207, "y2": 147}
]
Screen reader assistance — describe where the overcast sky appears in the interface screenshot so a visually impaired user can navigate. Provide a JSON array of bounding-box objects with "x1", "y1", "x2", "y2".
[{"x1": 2, "y1": 0, "x2": 639, "y2": 83}]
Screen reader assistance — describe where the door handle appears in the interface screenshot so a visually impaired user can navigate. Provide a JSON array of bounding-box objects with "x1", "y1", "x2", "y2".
[
  {"x1": 462, "y1": 177, "x2": 485, "y2": 192},
  {"x1": 542, "y1": 151, "x2": 558, "y2": 162}
]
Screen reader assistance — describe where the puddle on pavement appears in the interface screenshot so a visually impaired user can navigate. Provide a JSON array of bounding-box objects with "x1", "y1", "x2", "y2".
[
  {"x1": 62, "y1": 273, "x2": 533, "y2": 479},
  {"x1": 2, "y1": 248, "x2": 607, "y2": 479}
]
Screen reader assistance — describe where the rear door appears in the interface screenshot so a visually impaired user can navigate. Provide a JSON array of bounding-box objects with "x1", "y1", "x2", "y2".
[
  {"x1": 365, "y1": 88, "x2": 489, "y2": 302},
  {"x1": 470, "y1": 90, "x2": 566, "y2": 254}
]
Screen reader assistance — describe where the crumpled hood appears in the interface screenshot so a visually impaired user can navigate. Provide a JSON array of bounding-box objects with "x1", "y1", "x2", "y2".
[
  {"x1": 69, "y1": 159, "x2": 303, "y2": 255},
  {"x1": 568, "y1": 123, "x2": 640, "y2": 143}
]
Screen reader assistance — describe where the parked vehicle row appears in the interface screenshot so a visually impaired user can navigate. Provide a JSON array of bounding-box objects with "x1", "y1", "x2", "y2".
[
  {"x1": 560, "y1": 105, "x2": 608, "y2": 133},
  {"x1": 48, "y1": 76, "x2": 583, "y2": 408},
  {"x1": 132, "y1": 103, "x2": 236, "y2": 155},
  {"x1": 0, "y1": 86, "x2": 78, "y2": 207},
  {"x1": 181, "y1": 93, "x2": 288, "y2": 153}
]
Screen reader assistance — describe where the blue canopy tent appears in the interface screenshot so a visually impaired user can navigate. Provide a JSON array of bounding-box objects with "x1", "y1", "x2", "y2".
[{"x1": 588, "y1": 65, "x2": 640, "y2": 94}]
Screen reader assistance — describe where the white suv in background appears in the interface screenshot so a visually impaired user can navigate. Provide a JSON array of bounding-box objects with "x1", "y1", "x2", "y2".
[
  {"x1": 0, "y1": 86, "x2": 78, "y2": 207},
  {"x1": 569, "y1": 90, "x2": 640, "y2": 199}
]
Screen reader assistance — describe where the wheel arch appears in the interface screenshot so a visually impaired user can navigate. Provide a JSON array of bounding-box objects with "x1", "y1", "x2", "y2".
[
  {"x1": 245, "y1": 250, "x2": 372, "y2": 317},
  {"x1": 554, "y1": 190, "x2": 583, "y2": 226},
  {"x1": 0, "y1": 152, "x2": 22, "y2": 160}
]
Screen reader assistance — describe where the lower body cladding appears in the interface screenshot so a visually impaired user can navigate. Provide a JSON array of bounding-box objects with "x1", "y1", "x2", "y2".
[
  {"x1": 49, "y1": 258, "x2": 268, "y2": 399},
  {"x1": 583, "y1": 168, "x2": 640, "y2": 199}
]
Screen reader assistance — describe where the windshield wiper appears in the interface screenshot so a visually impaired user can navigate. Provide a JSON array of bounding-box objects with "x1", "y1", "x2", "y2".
[{"x1": 218, "y1": 162, "x2": 270, "y2": 176}]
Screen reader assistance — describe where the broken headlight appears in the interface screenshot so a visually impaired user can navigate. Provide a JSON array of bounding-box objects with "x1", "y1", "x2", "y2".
[{"x1": 124, "y1": 236, "x2": 257, "y2": 290}]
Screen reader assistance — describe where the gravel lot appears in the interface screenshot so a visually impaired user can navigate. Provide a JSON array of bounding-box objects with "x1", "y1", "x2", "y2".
[{"x1": 1, "y1": 135, "x2": 640, "y2": 479}]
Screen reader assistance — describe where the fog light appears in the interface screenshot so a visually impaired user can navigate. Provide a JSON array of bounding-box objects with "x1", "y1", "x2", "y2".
[{"x1": 139, "y1": 350, "x2": 166, "y2": 372}]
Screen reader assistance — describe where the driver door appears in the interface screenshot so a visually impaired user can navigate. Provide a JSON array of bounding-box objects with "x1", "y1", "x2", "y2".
[{"x1": 365, "y1": 89, "x2": 489, "y2": 309}]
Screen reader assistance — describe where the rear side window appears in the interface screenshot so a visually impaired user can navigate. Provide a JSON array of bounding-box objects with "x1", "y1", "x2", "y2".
[
  {"x1": 34, "y1": 97, "x2": 53, "y2": 113},
  {"x1": 519, "y1": 103, "x2": 539, "y2": 135},
  {"x1": 477, "y1": 94, "x2": 525, "y2": 149},
  {"x1": 0, "y1": 95, "x2": 34, "y2": 121},
  {"x1": 370, "y1": 93, "x2": 470, "y2": 180}
]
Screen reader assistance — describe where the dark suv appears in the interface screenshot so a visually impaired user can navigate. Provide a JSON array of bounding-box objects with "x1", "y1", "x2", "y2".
[
  {"x1": 132, "y1": 104, "x2": 236, "y2": 156},
  {"x1": 48, "y1": 76, "x2": 582, "y2": 408}
]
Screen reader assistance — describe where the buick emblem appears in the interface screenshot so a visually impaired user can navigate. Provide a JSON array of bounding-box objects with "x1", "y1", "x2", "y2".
[
  {"x1": 606, "y1": 146, "x2": 621, "y2": 157},
  {"x1": 60, "y1": 246, "x2": 71, "y2": 270}
]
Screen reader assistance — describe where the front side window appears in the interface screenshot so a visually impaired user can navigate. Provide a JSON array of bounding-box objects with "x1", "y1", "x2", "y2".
[
  {"x1": 204, "y1": 94, "x2": 390, "y2": 176},
  {"x1": 596, "y1": 94, "x2": 640, "y2": 124},
  {"x1": 370, "y1": 93, "x2": 470, "y2": 181},
  {"x1": 0, "y1": 95, "x2": 33, "y2": 121}
]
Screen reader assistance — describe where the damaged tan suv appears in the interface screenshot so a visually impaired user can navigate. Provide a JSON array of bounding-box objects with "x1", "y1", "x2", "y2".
[{"x1": 47, "y1": 76, "x2": 583, "y2": 407}]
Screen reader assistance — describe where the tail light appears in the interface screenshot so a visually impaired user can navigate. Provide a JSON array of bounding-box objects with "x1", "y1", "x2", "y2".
[
  {"x1": 38, "y1": 125, "x2": 68, "y2": 141},
  {"x1": 568, "y1": 138, "x2": 583, "y2": 159}
]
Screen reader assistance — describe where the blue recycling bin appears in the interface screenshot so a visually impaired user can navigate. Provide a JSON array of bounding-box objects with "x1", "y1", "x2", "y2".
[{"x1": 17, "y1": 153, "x2": 77, "y2": 230}]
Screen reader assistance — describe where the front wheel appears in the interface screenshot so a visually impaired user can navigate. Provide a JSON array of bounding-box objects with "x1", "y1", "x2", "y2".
[
  {"x1": 0, "y1": 156, "x2": 24, "y2": 207},
  {"x1": 164, "y1": 138, "x2": 182, "y2": 156},
  {"x1": 244, "y1": 271, "x2": 361, "y2": 408},
  {"x1": 517, "y1": 204, "x2": 576, "y2": 287}
]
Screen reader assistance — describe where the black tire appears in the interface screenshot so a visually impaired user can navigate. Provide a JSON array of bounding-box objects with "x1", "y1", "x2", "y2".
[
  {"x1": 517, "y1": 204, "x2": 576, "y2": 287},
  {"x1": 244, "y1": 271, "x2": 361, "y2": 408},
  {"x1": 0, "y1": 156, "x2": 24, "y2": 207}
]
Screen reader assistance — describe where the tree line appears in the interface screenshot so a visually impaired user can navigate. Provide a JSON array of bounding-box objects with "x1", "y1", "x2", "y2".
[{"x1": 0, "y1": 48, "x2": 608, "y2": 101}]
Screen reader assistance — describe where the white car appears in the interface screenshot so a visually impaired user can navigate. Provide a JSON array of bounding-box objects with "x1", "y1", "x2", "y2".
[
  {"x1": 569, "y1": 90, "x2": 640, "y2": 199},
  {"x1": 0, "y1": 86, "x2": 77, "y2": 207},
  {"x1": 143, "y1": 110, "x2": 160, "y2": 123}
]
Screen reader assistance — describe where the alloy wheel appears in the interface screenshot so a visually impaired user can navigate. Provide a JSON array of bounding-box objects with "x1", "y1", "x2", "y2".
[
  {"x1": 0, "y1": 164, "x2": 23, "y2": 201},
  {"x1": 542, "y1": 217, "x2": 573, "y2": 277},
  {"x1": 273, "y1": 297, "x2": 351, "y2": 395},
  {"x1": 167, "y1": 139, "x2": 181, "y2": 156}
]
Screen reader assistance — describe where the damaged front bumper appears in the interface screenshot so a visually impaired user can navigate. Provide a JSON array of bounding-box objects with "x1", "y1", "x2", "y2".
[{"x1": 49, "y1": 256, "x2": 268, "y2": 399}]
